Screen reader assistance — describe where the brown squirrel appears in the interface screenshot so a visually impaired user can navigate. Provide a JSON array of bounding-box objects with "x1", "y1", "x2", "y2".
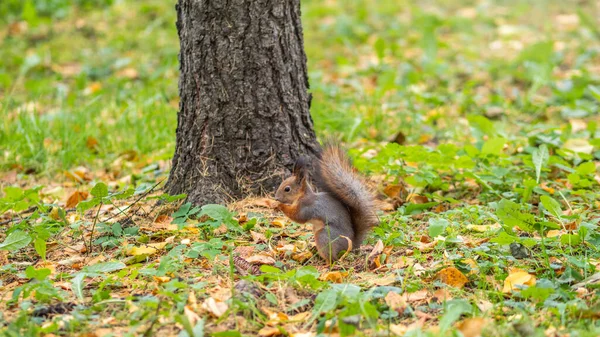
[{"x1": 274, "y1": 144, "x2": 378, "y2": 264}]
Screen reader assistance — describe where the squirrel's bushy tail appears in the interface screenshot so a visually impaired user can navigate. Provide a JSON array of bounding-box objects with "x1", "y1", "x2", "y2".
[{"x1": 314, "y1": 144, "x2": 379, "y2": 248}]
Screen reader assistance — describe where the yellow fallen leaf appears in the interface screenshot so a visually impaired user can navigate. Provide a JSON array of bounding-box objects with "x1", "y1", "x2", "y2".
[
  {"x1": 127, "y1": 242, "x2": 167, "y2": 256},
  {"x1": 271, "y1": 218, "x2": 287, "y2": 228},
  {"x1": 384, "y1": 291, "x2": 407, "y2": 313},
  {"x1": 437, "y1": 267, "x2": 469, "y2": 288},
  {"x1": 502, "y1": 268, "x2": 536, "y2": 293},
  {"x1": 466, "y1": 223, "x2": 500, "y2": 232},
  {"x1": 319, "y1": 271, "x2": 348, "y2": 283},
  {"x1": 66, "y1": 191, "x2": 89, "y2": 208},
  {"x1": 456, "y1": 317, "x2": 491, "y2": 337},
  {"x1": 258, "y1": 326, "x2": 282, "y2": 337},
  {"x1": 202, "y1": 297, "x2": 228, "y2": 318}
]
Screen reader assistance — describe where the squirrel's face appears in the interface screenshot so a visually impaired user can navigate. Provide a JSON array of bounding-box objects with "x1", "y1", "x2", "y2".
[{"x1": 275, "y1": 176, "x2": 303, "y2": 205}]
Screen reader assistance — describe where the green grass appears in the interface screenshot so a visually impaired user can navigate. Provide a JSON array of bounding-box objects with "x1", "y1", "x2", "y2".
[{"x1": 1, "y1": 0, "x2": 600, "y2": 336}]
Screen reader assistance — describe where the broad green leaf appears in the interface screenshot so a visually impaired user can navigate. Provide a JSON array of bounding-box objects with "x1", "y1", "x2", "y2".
[
  {"x1": 374, "y1": 38, "x2": 385, "y2": 60},
  {"x1": 25, "y1": 266, "x2": 51, "y2": 281},
  {"x1": 85, "y1": 261, "x2": 126, "y2": 274},
  {"x1": 532, "y1": 144, "x2": 549, "y2": 183},
  {"x1": 91, "y1": 182, "x2": 109, "y2": 198},
  {"x1": 0, "y1": 231, "x2": 32, "y2": 251},
  {"x1": 72, "y1": 273, "x2": 86, "y2": 301},
  {"x1": 200, "y1": 204, "x2": 233, "y2": 221},
  {"x1": 212, "y1": 330, "x2": 239, "y2": 337},
  {"x1": 560, "y1": 234, "x2": 582, "y2": 246},
  {"x1": 428, "y1": 218, "x2": 449, "y2": 238},
  {"x1": 313, "y1": 289, "x2": 338, "y2": 314},
  {"x1": 520, "y1": 285, "x2": 554, "y2": 302},
  {"x1": 540, "y1": 195, "x2": 562, "y2": 219},
  {"x1": 440, "y1": 299, "x2": 472, "y2": 332},
  {"x1": 3, "y1": 186, "x2": 23, "y2": 201},
  {"x1": 496, "y1": 199, "x2": 536, "y2": 233},
  {"x1": 576, "y1": 161, "x2": 596, "y2": 175},
  {"x1": 481, "y1": 138, "x2": 507, "y2": 156},
  {"x1": 490, "y1": 231, "x2": 518, "y2": 245},
  {"x1": 34, "y1": 237, "x2": 47, "y2": 260}
]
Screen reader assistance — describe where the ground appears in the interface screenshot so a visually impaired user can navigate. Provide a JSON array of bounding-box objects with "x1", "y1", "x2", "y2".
[{"x1": 1, "y1": 0, "x2": 600, "y2": 336}]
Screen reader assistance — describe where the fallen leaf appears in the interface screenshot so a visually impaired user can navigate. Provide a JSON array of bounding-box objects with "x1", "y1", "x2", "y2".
[
  {"x1": 466, "y1": 223, "x2": 500, "y2": 232},
  {"x1": 246, "y1": 254, "x2": 276, "y2": 265},
  {"x1": 368, "y1": 274, "x2": 397, "y2": 286},
  {"x1": 258, "y1": 326, "x2": 282, "y2": 337},
  {"x1": 502, "y1": 268, "x2": 536, "y2": 293},
  {"x1": 431, "y1": 288, "x2": 452, "y2": 303},
  {"x1": 184, "y1": 305, "x2": 201, "y2": 327},
  {"x1": 456, "y1": 317, "x2": 490, "y2": 337},
  {"x1": 153, "y1": 276, "x2": 171, "y2": 283},
  {"x1": 66, "y1": 191, "x2": 89, "y2": 208},
  {"x1": 86, "y1": 136, "x2": 99, "y2": 150},
  {"x1": 292, "y1": 250, "x2": 313, "y2": 263},
  {"x1": 127, "y1": 242, "x2": 167, "y2": 256},
  {"x1": 320, "y1": 271, "x2": 348, "y2": 283},
  {"x1": 201, "y1": 297, "x2": 228, "y2": 318},
  {"x1": 402, "y1": 289, "x2": 429, "y2": 303},
  {"x1": 436, "y1": 267, "x2": 469, "y2": 288},
  {"x1": 250, "y1": 231, "x2": 267, "y2": 243},
  {"x1": 384, "y1": 184, "x2": 405, "y2": 198},
  {"x1": 385, "y1": 291, "x2": 407, "y2": 313},
  {"x1": 271, "y1": 218, "x2": 287, "y2": 228},
  {"x1": 563, "y1": 138, "x2": 593, "y2": 154},
  {"x1": 367, "y1": 239, "x2": 385, "y2": 269},
  {"x1": 407, "y1": 194, "x2": 429, "y2": 204}
]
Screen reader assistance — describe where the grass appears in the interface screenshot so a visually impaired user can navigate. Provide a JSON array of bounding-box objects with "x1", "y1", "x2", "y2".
[{"x1": 1, "y1": 0, "x2": 600, "y2": 336}]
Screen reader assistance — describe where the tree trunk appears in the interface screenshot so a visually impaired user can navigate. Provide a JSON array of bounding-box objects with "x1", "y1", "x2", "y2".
[{"x1": 166, "y1": 0, "x2": 320, "y2": 205}]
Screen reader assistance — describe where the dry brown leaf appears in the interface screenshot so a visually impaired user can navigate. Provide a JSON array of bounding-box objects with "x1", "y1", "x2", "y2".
[
  {"x1": 234, "y1": 246, "x2": 255, "y2": 258},
  {"x1": 153, "y1": 276, "x2": 171, "y2": 283},
  {"x1": 389, "y1": 324, "x2": 408, "y2": 336},
  {"x1": 368, "y1": 274, "x2": 397, "y2": 286},
  {"x1": 403, "y1": 289, "x2": 429, "y2": 303},
  {"x1": 66, "y1": 191, "x2": 89, "y2": 208},
  {"x1": 202, "y1": 297, "x2": 228, "y2": 318},
  {"x1": 502, "y1": 268, "x2": 536, "y2": 293},
  {"x1": 292, "y1": 250, "x2": 313, "y2": 263},
  {"x1": 436, "y1": 267, "x2": 469, "y2": 288},
  {"x1": 476, "y1": 299, "x2": 493, "y2": 313},
  {"x1": 383, "y1": 184, "x2": 405, "y2": 198},
  {"x1": 320, "y1": 271, "x2": 348, "y2": 283},
  {"x1": 367, "y1": 239, "x2": 384, "y2": 269},
  {"x1": 384, "y1": 291, "x2": 407, "y2": 313},
  {"x1": 431, "y1": 288, "x2": 452, "y2": 303},
  {"x1": 271, "y1": 218, "x2": 287, "y2": 228},
  {"x1": 246, "y1": 254, "x2": 276, "y2": 265},
  {"x1": 184, "y1": 305, "x2": 201, "y2": 327},
  {"x1": 127, "y1": 242, "x2": 167, "y2": 256},
  {"x1": 407, "y1": 194, "x2": 429, "y2": 204},
  {"x1": 456, "y1": 317, "x2": 490, "y2": 337},
  {"x1": 259, "y1": 326, "x2": 283, "y2": 337},
  {"x1": 392, "y1": 256, "x2": 415, "y2": 269},
  {"x1": 250, "y1": 230, "x2": 267, "y2": 243}
]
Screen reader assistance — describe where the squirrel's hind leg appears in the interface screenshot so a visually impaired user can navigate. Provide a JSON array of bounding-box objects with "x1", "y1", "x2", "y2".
[{"x1": 315, "y1": 226, "x2": 353, "y2": 264}]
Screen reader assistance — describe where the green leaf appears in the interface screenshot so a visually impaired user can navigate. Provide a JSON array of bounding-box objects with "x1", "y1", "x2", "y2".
[
  {"x1": 496, "y1": 199, "x2": 536, "y2": 233},
  {"x1": 85, "y1": 261, "x2": 126, "y2": 274},
  {"x1": 72, "y1": 273, "x2": 86, "y2": 301},
  {"x1": 404, "y1": 202, "x2": 438, "y2": 215},
  {"x1": 490, "y1": 231, "x2": 518, "y2": 245},
  {"x1": 25, "y1": 266, "x2": 51, "y2": 281},
  {"x1": 428, "y1": 218, "x2": 448, "y2": 238},
  {"x1": 77, "y1": 198, "x2": 101, "y2": 212},
  {"x1": 212, "y1": 331, "x2": 240, "y2": 337},
  {"x1": 200, "y1": 204, "x2": 233, "y2": 221},
  {"x1": 520, "y1": 285, "x2": 554, "y2": 302},
  {"x1": 34, "y1": 237, "x2": 47, "y2": 260},
  {"x1": 532, "y1": 144, "x2": 549, "y2": 183},
  {"x1": 374, "y1": 38, "x2": 385, "y2": 60},
  {"x1": 540, "y1": 195, "x2": 562, "y2": 219},
  {"x1": 576, "y1": 161, "x2": 596, "y2": 175},
  {"x1": 0, "y1": 231, "x2": 32, "y2": 251},
  {"x1": 91, "y1": 182, "x2": 109, "y2": 198},
  {"x1": 481, "y1": 137, "x2": 507, "y2": 156},
  {"x1": 439, "y1": 299, "x2": 472, "y2": 332},
  {"x1": 313, "y1": 289, "x2": 338, "y2": 314},
  {"x1": 560, "y1": 234, "x2": 582, "y2": 246}
]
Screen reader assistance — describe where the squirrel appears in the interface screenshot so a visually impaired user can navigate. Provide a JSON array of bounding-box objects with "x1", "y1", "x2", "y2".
[{"x1": 274, "y1": 144, "x2": 378, "y2": 264}]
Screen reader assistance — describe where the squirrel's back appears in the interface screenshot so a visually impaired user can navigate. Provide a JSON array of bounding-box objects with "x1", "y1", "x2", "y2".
[{"x1": 314, "y1": 145, "x2": 378, "y2": 247}]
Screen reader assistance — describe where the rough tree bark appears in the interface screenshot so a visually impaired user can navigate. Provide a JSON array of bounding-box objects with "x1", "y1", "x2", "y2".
[{"x1": 166, "y1": 0, "x2": 320, "y2": 205}]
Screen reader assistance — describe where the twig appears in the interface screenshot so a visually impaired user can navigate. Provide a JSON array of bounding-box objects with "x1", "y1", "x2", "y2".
[
  {"x1": 101, "y1": 179, "x2": 164, "y2": 223},
  {"x1": 88, "y1": 203, "x2": 103, "y2": 255}
]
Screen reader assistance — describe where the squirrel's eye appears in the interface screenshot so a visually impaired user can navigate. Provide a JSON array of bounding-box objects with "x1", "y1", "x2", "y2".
[{"x1": 284, "y1": 186, "x2": 291, "y2": 192}]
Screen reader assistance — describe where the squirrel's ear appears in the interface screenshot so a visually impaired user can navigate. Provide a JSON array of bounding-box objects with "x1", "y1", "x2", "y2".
[{"x1": 293, "y1": 156, "x2": 310, "y2": 182}]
